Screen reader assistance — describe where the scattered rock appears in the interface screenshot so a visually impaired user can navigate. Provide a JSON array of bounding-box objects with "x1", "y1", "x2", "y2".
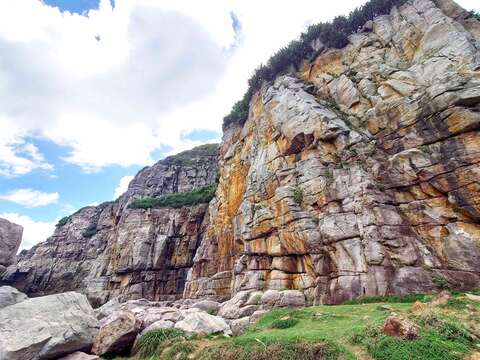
[
  {"x1": 92, "y1": 311, "x2": 141, "y2": 356},
  {"x1": 175, "y1": 312, "x2": 231, "y2": 335},
  {"x1": 58, "y1": 352, "x2": 100, "y2": 360},
  {"x1": 250, "y1": 310, "x2": 268, "y2": 324},
  {"x1": 230, "y1": 317, "x2": 250, "y2": 336},
  {"x1": 0, "y1": 292, "x2": 99, "y2": 360},
  {"x1": 383, "y1": 316, "x2": 419, "y2": 340},
  {"x1": 431, "y1": 290, "x2": 451, "y2": 306},
  {"x1": 191, "y1": 299, "x2": 221, "y2": 314},
  {"x1": 466, "y1": 293, "x2": 480, "y2": 302},
  {"x1": 0, "y1": 286, "x2": 27, "y2": 309}
]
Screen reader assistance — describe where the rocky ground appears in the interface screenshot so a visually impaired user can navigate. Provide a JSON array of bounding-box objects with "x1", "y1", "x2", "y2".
[{"x1": 2, "y1": 285, "x2": 480, "y2": 359}]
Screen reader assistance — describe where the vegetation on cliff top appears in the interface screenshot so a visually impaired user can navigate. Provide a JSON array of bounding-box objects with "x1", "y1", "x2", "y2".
[
  {"x1": 128, "y1": 184, "x2": 217, "y2": 209},
  {"x1": 163, "y1": 143, "x2": 218, "y2": 166},
  {"x1": 222, "y1": 0, "x2": 409, "y2": 130}
]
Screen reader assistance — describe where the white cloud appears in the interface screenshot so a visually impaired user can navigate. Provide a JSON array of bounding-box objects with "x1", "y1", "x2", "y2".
[
  {"x1": 0, "y1": 189, "x2": 59, "y2": 207},
  {"x1": 113, "y1": 175, "x2": 134, "y2": 199},
  {"x1": 0, "y1": 212, "x2": 56, "y2": 250},
  {"x1": 0, "y1": 0, "x2": 478, "y2": 176}
]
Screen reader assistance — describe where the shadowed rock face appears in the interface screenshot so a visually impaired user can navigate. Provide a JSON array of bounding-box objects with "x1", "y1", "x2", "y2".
[
  {"x1": 4, "y1": 0, "x2": 480, "y2": 306},
  {"x1": 0, "y1": 218, "x2": 22, "y2": 275},
  {"x1": 3, "y1": 145, "x2": 218, "y2": 306},
  {"x1": 184, "y1": 0, "x2": 480, "y2": 303}
]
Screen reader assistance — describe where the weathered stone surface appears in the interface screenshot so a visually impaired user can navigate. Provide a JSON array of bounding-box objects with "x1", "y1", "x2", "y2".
[
  {"x1": 58, "y1": 352, "x2": 100, "y2": 360},
  {"x1": 92, "y1": 311, "x2": 141, "y2": 356},
  {"x1": 0, "y1": 292, "x2": 99, "y2": 360},
  {"x1": 383, "y1": 316, "x2": 419, "y2": 340},
  {"x1": 191, "y1": 299, "x2": 221, "y2": 314},
  {"x1": 230, "y1": 317, "x2": 250, "y2": 336},
  {"x1": 174, "y1": 312, "x2": 231, "y2": 335},
  {"x1": 0, "y1": 217, "x2": 22, "y2": 270},
  {"x1": 185, "y1": 0, "x2": 480, "y2": 304},
  {"x1": 4, "y1": 145, "x2": 218, "y2": 305},
  {"x1": 0, "y1": 286, "x2": 27, "y2": 309}
]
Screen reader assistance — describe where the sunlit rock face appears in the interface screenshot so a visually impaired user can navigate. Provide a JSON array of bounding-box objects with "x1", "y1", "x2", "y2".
[
  {"x1": 3, "y1": 145, "x2": 218, "y2": 306},
  {"x1": 4, "y1": 0, "x2": 480, "y2": 306},
  {"x1": 184, "y1": 0, "x2": 480, "y2": 304}
]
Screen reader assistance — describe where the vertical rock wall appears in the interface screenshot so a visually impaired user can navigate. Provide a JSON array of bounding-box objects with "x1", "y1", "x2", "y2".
[{"x1": 184, "y1": 0, "x2": 480, "y2": 304}]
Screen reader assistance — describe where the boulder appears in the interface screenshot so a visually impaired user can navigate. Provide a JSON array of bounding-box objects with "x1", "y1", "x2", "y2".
[
  {"x1": 174, "y1": 312, "x2": 231, "y2": 335},
  {"x1": 383, "y1": 316, "x2": 419, "y2": 340},
  {"x1": 230, "y1": 317, "x2": 250, "y2": 336},
  {"x1": 57, "y1": 352, "x2": 100, "y2": 360},
  {"x1": 0, "y1": 286, "x2": 27, "y2": 309},
  {"x1": 142, "y1": 307, "x2": 183, "y2": 329},
  {"x1": 261, "y1": 290, "x2": 281, "y2": 308},
  {"x1": 278, "y1": 290, "x2": 306, "y2": 307},
  {"x1": 191, "y1": 299, "x2": 221, "y2": 314},
  {"x1": 0, "y1": 292, "x2": 99, "y2": 360},
  {"x1": 92, "y1": 310, "x2": 141, "y2": 356},
  {"x1": 466, "y1": 293, "x2": 480, "y2": 302},
  {"x1": 0, "y1": 217, "x2": 22, "y2": 268}
]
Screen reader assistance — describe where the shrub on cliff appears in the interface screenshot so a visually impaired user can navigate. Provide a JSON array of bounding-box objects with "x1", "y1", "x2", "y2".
[
  {"x1": 222, "y1": 0, "x2": 409, "y2": 130},
  {"x1": 56, "y1": 216, "x2": 69, "y2": 226},
  {"x1": 128, "y1": 184, "x2": 217, "y2": 209}
]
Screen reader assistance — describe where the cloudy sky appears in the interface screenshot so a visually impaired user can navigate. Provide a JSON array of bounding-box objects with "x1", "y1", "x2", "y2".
[{"x1": 0, "y1": 0, "x2": 478, "y2": 250}]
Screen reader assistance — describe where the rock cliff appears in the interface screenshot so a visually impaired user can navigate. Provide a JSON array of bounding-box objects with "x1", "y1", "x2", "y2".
[
  {"x1": 0, "y1": 218, "x2": 22, "y2": 276},
  {"x1": 184, "y1": 0, "x2": 480, "y2": 303},
  {"x1": 3, "y1": 0, "x2": 480, "y2": 306},
  {"x1": 3, "y1": 145, "x2": 218, "y2": 306}
]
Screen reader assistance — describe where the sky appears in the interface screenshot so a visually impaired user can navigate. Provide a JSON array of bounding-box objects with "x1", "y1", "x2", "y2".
[{"x1": 0, "y1": 0, "x2": 478, "y2": 250}]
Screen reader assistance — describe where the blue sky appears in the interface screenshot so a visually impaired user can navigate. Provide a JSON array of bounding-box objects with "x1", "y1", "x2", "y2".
[
  {"x1": 43, "y1": 0, "x2": 113, "y2": 14},
  {"x1": 0, "y1": 0, "x2": 478, "y2": 250}
]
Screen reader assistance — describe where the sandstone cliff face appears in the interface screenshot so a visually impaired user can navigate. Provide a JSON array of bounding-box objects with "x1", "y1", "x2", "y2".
[
  {"x1": 184, "y1": 0, "x2": 480, "y2": 303},
  {"x1": 4, "y1": 0, "x2": 480, "y2": 306},
  {"x1": 3, "y1": 145, "x2": 218, "y2": 306}
]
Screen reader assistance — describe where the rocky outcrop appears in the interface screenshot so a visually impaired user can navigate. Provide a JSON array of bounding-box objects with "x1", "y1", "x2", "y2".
[
  {"x1": 3, "y1": 144, "x2": 218, "y2": 306},
  {"x1": 0, "y1": 286, "x2": 27, "y2": 309},
  {"x1": 0, "y1": 292, "x2": 99, "y2": 360},
  {"x1": 184, "y1": 0, "x2": 480, "y2": 303},
  {"x1": 0, "y1": 218, "x2": 22, "y2": 275},
  {"x1": 4, "y1": 0, "x2": 480, "y2": 307}
]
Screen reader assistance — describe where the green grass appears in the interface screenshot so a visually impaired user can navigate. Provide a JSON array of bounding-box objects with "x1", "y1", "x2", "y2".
[
  {"x1": 196, "y1": 341, "x2": 349, "y2": 360},
  {"x1": 342, "y1": 293, "x2": 432, "y2": 305},
  {"x1": 128, "y1": 184, "x2": 217, "y2": 209},
  {"x1": 270, "y1": 317, "x2": 299, "y2": 329},
  {"x1": 352, "y1": 312, "x2": 477, "y2": 360},
  {"x1": 128, "y1": 291, "x2": 480, "y2": 360},
  {"x1": 135, "y1": 329, "x2": 186, "y2": 358}
]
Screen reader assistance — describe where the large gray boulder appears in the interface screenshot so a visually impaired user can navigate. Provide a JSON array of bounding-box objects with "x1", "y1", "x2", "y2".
[
  {"x1": 0, "y1": 286, "x2": 27, "y2": 309},
  {"x1": 174, "y1": 312, "x2": 231, "y2": 335},
  {"x1": 0, "y1": 218, "x2": 22, "y2": 271},
  {"x1": 0, "y1": 292, "x2": 99, "y2": 360},
  {"x1": 92, "y1": 310, "x2": 141, "y2": 356}
]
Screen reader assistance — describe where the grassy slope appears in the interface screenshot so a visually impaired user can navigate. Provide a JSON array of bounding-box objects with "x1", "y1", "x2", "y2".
[{"x1": 110, "y1": 292, "x2": 480, "y2": 360}]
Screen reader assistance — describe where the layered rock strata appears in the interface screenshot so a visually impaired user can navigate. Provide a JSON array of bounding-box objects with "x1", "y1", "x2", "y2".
[
  {"x1": 184, "y1": 0, "x2": 480, "y2": 303},
  {"x1": 3, "y1": 145, "x2": 218, "y2": 306}
]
